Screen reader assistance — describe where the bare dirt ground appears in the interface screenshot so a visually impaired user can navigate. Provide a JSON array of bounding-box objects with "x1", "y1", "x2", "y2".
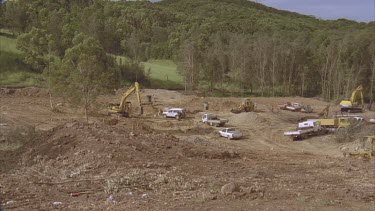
[{"x1": 0, "y1": 87, "x2": 374, "y2": 210}]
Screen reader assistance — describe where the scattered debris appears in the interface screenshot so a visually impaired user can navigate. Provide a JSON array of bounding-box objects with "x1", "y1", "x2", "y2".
[
  {"x1": 221, "y1": 182, "x2": 240, "y2": 195},
  {"x1": 5, "y1": 201, "x2": 14, "y2": 205},
  {"x1": 106, "y1": 195, "x2": 117, "y2": 204}
]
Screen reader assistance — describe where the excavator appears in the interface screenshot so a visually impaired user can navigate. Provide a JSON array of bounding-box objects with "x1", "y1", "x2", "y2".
[
  {"x1": 231, "y1": 98, "x2": 255, "y2": 114},
  {"x1": 339, "y1": 85, "x2": 364, "y2": 113},
  {"x1": 108, "y1": 82, "x2": 143, "y2": 117}
]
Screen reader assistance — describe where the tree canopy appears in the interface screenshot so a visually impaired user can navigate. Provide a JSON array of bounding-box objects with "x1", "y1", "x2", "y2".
[{"x1": 1, "y1": 0, "x2": 374, "y2": 100}]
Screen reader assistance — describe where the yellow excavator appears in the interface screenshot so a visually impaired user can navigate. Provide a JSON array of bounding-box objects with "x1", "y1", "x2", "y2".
[
  {"x1": 108, "y1": 82, "x2": 143, "y2": 117},
  {"x1": 339, "y1": 85, "x2": 364, "y2": 113}
]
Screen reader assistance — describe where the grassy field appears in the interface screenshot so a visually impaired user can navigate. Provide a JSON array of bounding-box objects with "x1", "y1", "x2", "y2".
[
  {"x1": 143, "y1": 60, "x2": 181, "y2": 84},
  {"x1": 115, "y1": 55, "x2": 183, "y2": 89},
  {"x1": 0, "y1": 35, "x2": 21, "y2": 54},
  {"x1": 0, "y1": 35, "x2": 42, "y2": 87},
  {"x1": 1, "y1": 34, "x2": 183, "y2": 89}
]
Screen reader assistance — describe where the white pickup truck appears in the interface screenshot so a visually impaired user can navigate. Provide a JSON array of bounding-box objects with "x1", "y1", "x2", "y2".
[
  {"x1": 219, "y1": 128, "x2": 243, "y2": 140},
  {"x1": 202, "y1": 114, "x2": 228, "y2": 127},
  {"x1": 162, "y1": 108, "x2": 186, "y2": 120}
]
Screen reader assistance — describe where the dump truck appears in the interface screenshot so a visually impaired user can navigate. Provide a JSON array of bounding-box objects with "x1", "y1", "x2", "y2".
[
  {"x1": 284, "y1": 120, "x2": 327, "y2": 140},
  {"x1": 202, "y1": 114, "x2": 228, "y2": 127},
  {"x1": 308, "y1": 117, "x2": 362, "y2": 130}
]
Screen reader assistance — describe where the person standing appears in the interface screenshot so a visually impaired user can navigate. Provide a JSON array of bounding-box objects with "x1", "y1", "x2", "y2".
[{"x1": 203, "y1": 102, "x2": 209, "y2": 110}]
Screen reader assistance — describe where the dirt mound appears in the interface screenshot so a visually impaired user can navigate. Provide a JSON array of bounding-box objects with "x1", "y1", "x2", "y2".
[
  {"x1": 0, "y1": 87, "x2": 49, "y2": 97},
  {"x1": 228, "y1": 112, "x2": 269, "y2": 126},
  {"x1": 183, "y1": 97, "x2": 238, "y2": 112},
  {"x1": 183, "y1": 126, "x2": 215, "y2": 135}
]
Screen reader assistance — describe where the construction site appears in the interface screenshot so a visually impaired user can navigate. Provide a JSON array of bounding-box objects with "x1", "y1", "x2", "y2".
[{"x1": 0, "y1": 85, "x2": 374, "y2": 210}]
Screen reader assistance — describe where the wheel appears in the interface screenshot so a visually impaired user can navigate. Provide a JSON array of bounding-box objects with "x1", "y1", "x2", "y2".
[
  {"x1": 163, "y1": 114, "x2": 167, "y2": 118},
  {"x1": 227, "y1": 136, "x2": 231, "y2": 140},
  {"x1": 210, "y1": 122, "x2": 213, "y2": 126},
  {"x1": 176, "y1": 115, "x2": 180, "y2": 120}
]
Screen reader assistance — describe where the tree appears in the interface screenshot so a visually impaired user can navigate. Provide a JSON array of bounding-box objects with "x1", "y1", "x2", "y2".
[
  {"x1": 54, "y1": 34, "x2": 118, "y2": 121},
  {"x1": 177, "y1": 40, "x2": 200, "y2": 91},
  {"x1": 16, "y1": 27, "x2": 49, "y2": 72},
  {"x1": 3, "y1": 0, "x2": 29, "y2": 34}
]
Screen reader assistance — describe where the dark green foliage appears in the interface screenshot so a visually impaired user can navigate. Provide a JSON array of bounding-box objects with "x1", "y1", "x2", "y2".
[
  {"x1": 117, "y1": 60, "x2": 148, "y2": 86},
  {"x1": 1, "y1": 0, "x2": 374, "y2": 99},
  {"x1": 0, "y1": 51, "x2": 29, "y2": 73}
]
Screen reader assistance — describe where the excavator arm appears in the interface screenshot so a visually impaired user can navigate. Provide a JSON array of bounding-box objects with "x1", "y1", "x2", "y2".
[
  {"x1": 349, "y1": 85, "x2": 364, "y2": 107},
  {"x1": 119, "y1": 84, "x2": 136, "y2": 110}
]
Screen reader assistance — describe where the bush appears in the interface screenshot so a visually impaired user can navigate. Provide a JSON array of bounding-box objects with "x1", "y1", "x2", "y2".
[
  {"x1": 118, "y1": 61, "x2": 149, "y2": 86},
  {"x1": 335, "y1": 120, "x2": 364, "y2": 143}
]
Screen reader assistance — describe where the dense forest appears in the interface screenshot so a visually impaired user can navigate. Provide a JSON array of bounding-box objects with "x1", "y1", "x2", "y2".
[{"x1": 1, "y1": 0, "x2": 374, "y2": 100}]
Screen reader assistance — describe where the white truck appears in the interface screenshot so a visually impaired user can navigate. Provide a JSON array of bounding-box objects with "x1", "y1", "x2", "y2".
[
  {"x1": 219, "y1": 128, "x2": 243, "y2": 140},
  {"x1": 162, "y1": 108, "x2": 186, "y2": 120},
  {"x1": 202, "y1": 114, "x2": 228, "y2": 127},
  {"x1": 284, "y1": 120, "x2": 327, "y2": 141}
]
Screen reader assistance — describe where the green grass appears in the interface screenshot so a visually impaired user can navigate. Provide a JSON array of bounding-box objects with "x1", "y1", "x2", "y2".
[
  {"x1": 0, "y1": 36, "x2": 183, "y2": 88},
  {"x1": 114, "y1": 55, "x2": 183, "y2": 89},
  {"x1": 0, "y1": 71, "x2": 44, "y2": 87},
  {"x1": 0, "y1": 35, "x2": 21, "y2": 54},
  {"x1": 0, "y1": 34, "x2": 42, "y2": 87},
  {"x1": 143, "y1": 60, "x2": 182, "y2": 84}
]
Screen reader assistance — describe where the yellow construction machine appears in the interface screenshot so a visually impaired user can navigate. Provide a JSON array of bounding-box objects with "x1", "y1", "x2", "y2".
[
  {"x1": 347, "y1": 135, "x2": 375, "y2": 159},
  {"x1": 231, "y1": 98, "x2": 255, "y2": 113},
  {"x1": 339, "y1": 85, "x2": 364, "y2": 113},
  {"x1": 108, "y1": 82, "x2": 143, "y2": 117}
]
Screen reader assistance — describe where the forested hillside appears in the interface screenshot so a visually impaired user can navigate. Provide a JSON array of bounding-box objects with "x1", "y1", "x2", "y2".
[{"x1": 1, "y1": 0, "x2": 374, "y2": 100}]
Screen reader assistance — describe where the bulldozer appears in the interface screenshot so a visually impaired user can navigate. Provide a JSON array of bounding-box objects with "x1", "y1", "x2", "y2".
[
  {"x1": 108, "y1": 82, "x2": 143, "y2": 117},
  {"x1": 347, "y1": 135, "x2": 375, "y2": 159},
  {"x1": 339, "y1": 85, "x2": 364, "y2": 113},
  {"x1": 231, "y1": 98, "x2": 255, "y2": 114}
]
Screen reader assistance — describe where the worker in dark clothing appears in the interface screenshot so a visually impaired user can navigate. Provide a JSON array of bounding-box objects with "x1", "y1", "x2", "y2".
[{"x1": 203, "y1": 102, "x2": 209, "y2": 111}]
